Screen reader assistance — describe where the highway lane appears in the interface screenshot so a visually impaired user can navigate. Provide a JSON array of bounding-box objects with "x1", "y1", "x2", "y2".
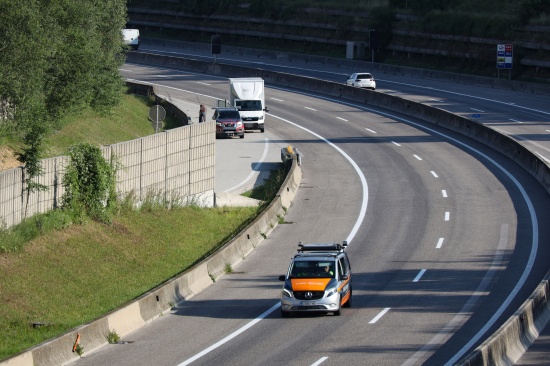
[
  {"x1": 67, "y1": 65, "x2": 550, "y2": 365},
  {"x1": 141, "y1": 43, "x2": 550, "y2": 164}
]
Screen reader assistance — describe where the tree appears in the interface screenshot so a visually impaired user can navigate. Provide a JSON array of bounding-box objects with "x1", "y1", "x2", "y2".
[
  {"x1": 0, "y1": 0, "x2": 128, "y2": 213},
  {"x1": 16, "y1": 114, "x2": 48, "y2": 218},
  {"x1": 0, "y1": 0, "x2": 128, "y2": 135}
]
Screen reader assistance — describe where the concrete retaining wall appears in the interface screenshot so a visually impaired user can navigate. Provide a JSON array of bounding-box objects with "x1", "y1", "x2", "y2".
[{"x1": 125, "y1": 50, "x2": 550, "y2": 365}]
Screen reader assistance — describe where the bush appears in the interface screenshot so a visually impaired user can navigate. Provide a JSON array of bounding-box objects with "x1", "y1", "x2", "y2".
[{"x1": 62, "y1": 143, "x2": 118, "y2": 223}]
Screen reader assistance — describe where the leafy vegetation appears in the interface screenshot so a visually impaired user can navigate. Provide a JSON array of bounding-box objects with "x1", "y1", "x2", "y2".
[
  {"x1": 0, "y1": 0, "x2": 128, "y2": 157},
  {"x1": 131, "y1": 0, "x2": 550, "y2": 81},
  {"x1": 62, "y1": 143, "x2": 118, "y2": 223},
  {"x1": 106, "y1": 330, "x2": 121, "y2": 344},
  {"x1": 243, "y1": 167, "x2": 288, "y2": 202}
]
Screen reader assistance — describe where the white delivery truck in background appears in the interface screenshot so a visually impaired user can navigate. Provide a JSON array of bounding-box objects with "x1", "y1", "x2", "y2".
[
  {"x1": 122, "y1": 29, "x2": 140, "y2": 50},
  {"x1": 228, "y1": 78, "x2": 268, "y2": 133}
]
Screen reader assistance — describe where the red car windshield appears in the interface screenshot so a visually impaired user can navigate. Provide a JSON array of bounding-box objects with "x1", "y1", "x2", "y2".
[{"x1": 218, "y1": 110, "x2": 240, "y2": 119}]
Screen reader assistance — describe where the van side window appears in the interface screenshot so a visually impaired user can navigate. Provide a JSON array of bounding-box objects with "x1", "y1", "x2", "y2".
[
  {"x1": 339, "y1": 257, "x2": 349, "y2": 274},
  {"x1": 338, "y1": 259, "x2": 345, "y2": 277}
]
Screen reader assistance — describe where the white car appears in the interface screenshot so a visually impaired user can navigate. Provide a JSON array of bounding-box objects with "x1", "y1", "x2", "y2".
[{"x1": 346, "y1": 73, "x2": 376, "y2": 90}]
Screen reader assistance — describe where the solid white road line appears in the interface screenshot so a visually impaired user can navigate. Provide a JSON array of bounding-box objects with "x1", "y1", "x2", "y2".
[
  {"x1": 225, "y1": 137, "x2": 270, "y2": 193},
  {"x1": 267, "y1": 113, "x2": 369, "y2": 244},
  {"x1": 178, "y1": 110, "x2": 370, "y2": 364},
  {"x1": 264, "y1": 84, "x2": 538, "y2": 366}
]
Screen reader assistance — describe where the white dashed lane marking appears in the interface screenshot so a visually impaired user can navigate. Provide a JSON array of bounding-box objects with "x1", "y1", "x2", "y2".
[{"x1": 369, "y1": 308, "x2": 391, "y2": 324}]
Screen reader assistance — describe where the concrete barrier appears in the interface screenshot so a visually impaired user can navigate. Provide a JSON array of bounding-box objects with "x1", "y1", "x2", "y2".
[
  {"x1": 457, "y1": 274, "x2": 550, "y2": 366},
  {"x1": 140, "y1": 38, "x2": 550, "y2": 96}
]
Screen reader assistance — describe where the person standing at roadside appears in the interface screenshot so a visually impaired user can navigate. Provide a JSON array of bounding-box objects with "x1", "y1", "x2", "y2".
[{"x1": 199, "y1": 104, "x2": 206, "y2": 123}]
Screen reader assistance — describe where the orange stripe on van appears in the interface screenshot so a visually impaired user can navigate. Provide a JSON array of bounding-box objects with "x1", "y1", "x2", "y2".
[{"x1": 291, "y1": 278, "x2": 331, "y2": 291}]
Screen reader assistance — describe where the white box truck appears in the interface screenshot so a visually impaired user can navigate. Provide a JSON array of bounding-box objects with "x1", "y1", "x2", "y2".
[
  {"x1": 228, "y1": 78, "x2": 268, "y2": 133},
  {"x1": 122, "y1": 29, "x2": 140, "y2": 50}
]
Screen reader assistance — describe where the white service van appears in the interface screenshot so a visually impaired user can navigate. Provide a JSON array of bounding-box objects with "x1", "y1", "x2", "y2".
[{"x1": 122, "y1": 29, "x2": 140, "y2": 50}]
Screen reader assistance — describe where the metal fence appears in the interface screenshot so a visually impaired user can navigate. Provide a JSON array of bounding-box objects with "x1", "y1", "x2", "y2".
[{"x1": 0, "y1": 121, "x2": 216, "y2": 229}]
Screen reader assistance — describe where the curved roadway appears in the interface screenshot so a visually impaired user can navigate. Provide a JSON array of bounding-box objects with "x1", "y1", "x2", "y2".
[{"x1": 68, "y1": 50, "x2": 550, "y2": 366}]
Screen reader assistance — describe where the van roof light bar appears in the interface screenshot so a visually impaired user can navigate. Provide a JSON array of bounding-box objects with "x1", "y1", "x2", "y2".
[{"x1": 297, "y1": 242, "x2": 347, "y2": 253}]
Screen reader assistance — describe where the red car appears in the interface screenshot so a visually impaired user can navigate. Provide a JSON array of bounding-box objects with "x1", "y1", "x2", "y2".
[{"x1": 213, "y1": 107, "x2": 245, "y2": 139}]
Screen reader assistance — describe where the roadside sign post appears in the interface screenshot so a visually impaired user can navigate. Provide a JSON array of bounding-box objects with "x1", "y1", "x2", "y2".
[
  {"x1": 148, "y1": 105, "x2": 166, "y2": 133},
  {"x1": 496, "y1": 44, "x2": 513, "y2": 80},
  {"x1": 369, "y1": 29, "x2": 378, "y2": 63}
]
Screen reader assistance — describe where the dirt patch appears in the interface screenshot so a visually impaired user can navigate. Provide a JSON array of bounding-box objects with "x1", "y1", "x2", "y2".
[{"x1": 0, "y1": 146, "x2": 22, "y2": 172}]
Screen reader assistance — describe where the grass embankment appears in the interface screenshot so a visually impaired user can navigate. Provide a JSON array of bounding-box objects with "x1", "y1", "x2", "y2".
[
  {"x1": 0, "y1": 204, "x2": 259, "y2": 360},
  {"x1": 42, "y1": 93, "x2": 165, "y2": 157},
  {"x1": 0, "y1": 92, "x2": 281, "y2": 361}
]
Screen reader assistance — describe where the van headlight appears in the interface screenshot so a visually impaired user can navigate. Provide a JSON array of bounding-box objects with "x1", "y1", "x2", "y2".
[
  {"x1": 282, "y1": 283, "x2": 293, "y2": 298},
  {"x1": 325, "y1": 286, "x2": 338, "y2": 298},
  {"x1": 258, "y1": 115, "x2": 264, "y2": 120}
]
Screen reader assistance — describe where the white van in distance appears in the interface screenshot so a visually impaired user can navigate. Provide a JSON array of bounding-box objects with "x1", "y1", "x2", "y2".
[{"x1": 122, "y1": 29, "x2": 140, "y2": 50}]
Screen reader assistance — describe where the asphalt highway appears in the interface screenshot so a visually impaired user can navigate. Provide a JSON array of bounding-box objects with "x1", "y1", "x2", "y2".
[{"x1": 66, "y1": 48, "x2": 550, "y2": 365}]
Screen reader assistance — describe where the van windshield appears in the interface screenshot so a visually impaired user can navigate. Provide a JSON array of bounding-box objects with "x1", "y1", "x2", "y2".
[
  {"x1": 290, "y1": 261, "x2": 334, "y2": 278},
  {"x1": 236, "y1": 100, "x2": 262, "y2": 111}
]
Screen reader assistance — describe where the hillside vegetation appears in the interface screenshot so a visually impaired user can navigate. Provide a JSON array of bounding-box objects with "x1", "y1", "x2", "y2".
[{"x1": 128, "y1": 0, "x2": 550, "y2": 81}]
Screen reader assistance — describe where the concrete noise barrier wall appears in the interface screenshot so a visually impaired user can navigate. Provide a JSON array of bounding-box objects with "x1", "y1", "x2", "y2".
[
  {"x1": 126, "y1": 50, "x2": 550, "y2": 365},
  {"x1": 0, "y1": 82, "x2": 216, "y2": 230}
]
